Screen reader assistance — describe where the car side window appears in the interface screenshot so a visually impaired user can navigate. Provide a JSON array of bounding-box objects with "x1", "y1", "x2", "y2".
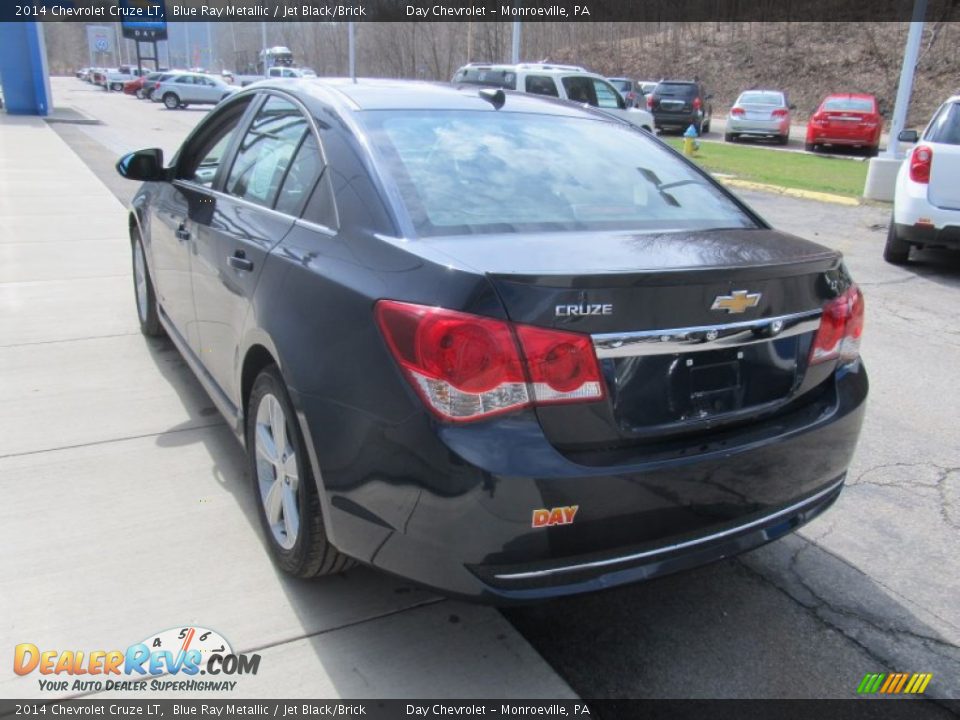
[
  {"x1": 177, "y1": 97, "x2": 253, "y2": 188},
  {"x1": 925, "y1": 103, "x2": 960, "y2": 145},
  {"x1": 225, "y1": 96, "x2": 310, "y2": 208},
  {"x1": 592, "y1": 79, "x2": 624, "y2": 109},
  {"x1": 275, "y1": 132, "x2": 327, "y2": 218},
  {"x1": 174, "y1": 75, "x2": 192, "y2": 85},
  {"x1": 525, "y1": 75, "x2": 559, "y2": 97},
  {"x1": 561, "y1": 76, "x2": 597, "y2": 106}
]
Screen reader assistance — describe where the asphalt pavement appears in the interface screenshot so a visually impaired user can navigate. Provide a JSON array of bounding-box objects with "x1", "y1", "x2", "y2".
[{"x1": 5, "y1": 78, "x2": 958, "y2": 703}]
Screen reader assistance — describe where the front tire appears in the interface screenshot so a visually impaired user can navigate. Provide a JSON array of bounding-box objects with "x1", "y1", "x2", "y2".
[
  {"x1": 883, "y1": 219, "x2": 911, "y2": 264},
  {"x1": 247, "y1": 366, "x2": 355, "y2": 578},
  {"x1": 132, "y1": 233, "x2": 163, "y2": 337},
  {"x1": 163, "y1": 93, "x2": 180, "y2": 110}
]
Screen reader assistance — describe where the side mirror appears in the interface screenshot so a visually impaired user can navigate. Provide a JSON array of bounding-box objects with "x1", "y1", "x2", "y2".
[
  {"x1": 898, "y1": 129, "x2": 919, "y2": 143},
  {"x1": 116, "y1": 148, "x2": 166, "y2": 182}
]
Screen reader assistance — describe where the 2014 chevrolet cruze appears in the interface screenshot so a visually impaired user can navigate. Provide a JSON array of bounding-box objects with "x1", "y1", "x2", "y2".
[{"x1": 116, "y1": 79, "x2": 867, "y2": 602}]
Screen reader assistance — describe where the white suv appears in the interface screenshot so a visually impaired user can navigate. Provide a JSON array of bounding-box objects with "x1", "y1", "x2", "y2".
[
  {"x1": 886, "y1": 95, "x2": 960, "y2": 264},
  {"x1": 452, "y1": 63, "x2": 655, "y2": 133}
]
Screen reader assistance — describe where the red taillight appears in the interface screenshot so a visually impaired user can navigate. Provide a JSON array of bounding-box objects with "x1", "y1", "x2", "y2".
[
  {"x1": 693, "y1": 97, "x2": 702, "y2": 110},
  {"x1": 772, "y1": 108, "x2": 789, "y2": 118},
  {"x1": 730, "y1": 107, "x2": 745, "y2": 117},
  {"x1": 514, "y1": 324, "x2": 604, "y2": 404},
  {"x1": 811, "y1": 113, "x2": 826, "y2": 125},
  {"x1": 910, "y1": 146, "x2": 933, "y2": 184},
  {"x1": 810, "y1": 286, "x2": 865, "y2": 365},
  {"x1": 646, "y1": 95, "x2": 654, "y2": 109},
  {"x1": 375, "y1": 300, "x2": 604, "y2": 422}
]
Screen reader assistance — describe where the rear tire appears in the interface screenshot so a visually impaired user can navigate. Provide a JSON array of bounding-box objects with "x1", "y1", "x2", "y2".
[
  {"x1": 867, "y1": 146, "x2": 880, "y2": 157},
  {"x1": 163, "y1": 93, "x2": 180, "y2": 110},
  {"x1": 247, "y1": 366, "x2": 356, "y2": 578},
  {"x1": 703, "y1": 117, "x2": 711, "y2": 134},
  {"x1": 805, "y1": 142, "x2": 817, "y2": 153},
  {"x1": 777, "y1": 134, "x2": 790, "y2": 146},
  {"x1": 131, "y1": 232, "x2": 163, "y2": 337},
  {"x1": 883, "y1": 219, "x2": 911, "y2": 264},
  {"x1": 725, "y1": 132, "x2": 736, "y2": 143}
]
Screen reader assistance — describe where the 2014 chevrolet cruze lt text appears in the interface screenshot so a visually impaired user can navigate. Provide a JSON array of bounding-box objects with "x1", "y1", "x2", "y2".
[{"x1": 116, "y1": 79, "x2": 867, "y2": 602}]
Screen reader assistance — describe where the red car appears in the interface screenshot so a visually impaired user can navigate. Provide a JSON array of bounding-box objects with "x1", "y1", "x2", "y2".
[
  {"x1": 123, "y1": 76, "x2": 146, "y2": 96},
  {"x1": 806, "y1": 93, "x2": 883, "y2": 155}
]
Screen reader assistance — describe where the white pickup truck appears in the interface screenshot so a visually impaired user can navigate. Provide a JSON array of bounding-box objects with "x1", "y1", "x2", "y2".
[
  {"x1": 227, "y1": 66, "x2": 318, "y2": 87},
  {"x1": 103, "y1": 66, "x2": 146, "y2": 92}
]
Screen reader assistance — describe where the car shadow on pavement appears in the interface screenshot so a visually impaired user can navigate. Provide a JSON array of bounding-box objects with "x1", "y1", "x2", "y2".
[
  {"x1": 900, "y1": 248, "x2": 960, "y2": 289},
  {"x1": 503, "y1": 532, "x2": 960, "y2": 701}
]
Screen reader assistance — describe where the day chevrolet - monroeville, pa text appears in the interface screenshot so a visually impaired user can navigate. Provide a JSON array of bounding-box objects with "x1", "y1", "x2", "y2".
[{"x1": 116, "y1": 79, "x2": 867, "y2": 602}]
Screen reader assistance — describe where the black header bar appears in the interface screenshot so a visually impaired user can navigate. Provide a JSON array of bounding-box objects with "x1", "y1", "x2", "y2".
[{"x1": 3, "y1": 0, "x2": 959, "y2": 23}]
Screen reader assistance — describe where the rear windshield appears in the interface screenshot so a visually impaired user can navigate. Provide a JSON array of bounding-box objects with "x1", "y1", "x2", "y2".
[
  {"x1": 924, "y1": 102, "x2": 960, "y2": 145},
  {"x1": 452, "y1": 68, "x2": 517, "y2": 91},
  {"x1": 738, "y1": 92, "x2": 783, "y2": 105},
  {"x1": 823, "y1": 97, "x2": 875, "y2": 112},
  {"x1": 361, "y1": 110, "x2": 755, "y2": 238},
  {"x1": 608, "y1": 79, "x2": 632, "y2": 93},
  {"x1": 656, "y1": 83, "x2": 697, "y2": 97}
]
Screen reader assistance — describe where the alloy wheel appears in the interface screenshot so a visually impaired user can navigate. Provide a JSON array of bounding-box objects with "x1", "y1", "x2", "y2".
[
  {"x1": 133, "y1": 241, "x2": 148, "y2": 322},
  {"x1": 254, "y1": 393, "x2": 300, "y2": 550}
]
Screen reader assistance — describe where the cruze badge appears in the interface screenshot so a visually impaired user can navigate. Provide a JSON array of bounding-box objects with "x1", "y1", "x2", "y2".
[
  {"x1": 555, "y1": 303, "x2": 613, "y2": 317},
  {"x1": 711, "y1": 290, "x2": 761, "y2": 314}
]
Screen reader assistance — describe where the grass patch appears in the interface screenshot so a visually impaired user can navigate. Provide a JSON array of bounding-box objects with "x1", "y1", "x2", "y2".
[{"x1": 663, "y1": 138, "x2": 868, "y2": 198}]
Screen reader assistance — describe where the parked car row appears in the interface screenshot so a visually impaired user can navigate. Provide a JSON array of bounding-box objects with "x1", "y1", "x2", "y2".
[{"x1": 76, "y1": 67, "x2": 239, "y2": 109}]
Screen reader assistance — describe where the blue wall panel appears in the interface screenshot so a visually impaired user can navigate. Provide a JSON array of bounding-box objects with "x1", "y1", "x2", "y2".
[{"x1": 0, "y1": 22, "x2": 52, "y2": 115}]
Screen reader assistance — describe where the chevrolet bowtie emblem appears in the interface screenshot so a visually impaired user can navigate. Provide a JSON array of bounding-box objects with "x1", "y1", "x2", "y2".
[{"x1": 711, "y1": 290, "x2": 762, "y2": 314}]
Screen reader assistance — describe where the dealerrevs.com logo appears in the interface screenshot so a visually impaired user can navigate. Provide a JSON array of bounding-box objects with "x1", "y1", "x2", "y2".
[{"x1": 14, "y1": 626, "x2": 261, "y2": 693}]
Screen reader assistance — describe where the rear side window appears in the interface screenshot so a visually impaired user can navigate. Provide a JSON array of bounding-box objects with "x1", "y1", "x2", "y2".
[
  {"x1": 524, "y1": 75, "x2": 559, "y2": 97},
  {"x1": 226, "y1": 96, "x2": 310, "y2": 208},
  {"x1": 822, "y1": 97, "x2": 875, "y2": 112},
  {"x1": 453, "y1": 68, "x2": 517, "y2": 91},
  {"x1": 609, "y1": 79, "x2": 631, "y2": 93},
  {"x1": 275, "y1": 133, "x2": 325, "y2": 217},
  {"x1": 363, "y1": 110, "x2": 755, "y2": 237},
  {"x1": 924, "y1": 102, "x2": 960, "y2": 145},
  {"x1": 174, "y1": 75, "x2": 194, "y2": 84}
]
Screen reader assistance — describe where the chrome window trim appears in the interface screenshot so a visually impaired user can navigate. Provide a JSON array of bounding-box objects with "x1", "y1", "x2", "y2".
[
  {"x1": 494, "y1": 477, "x2": 844, "y2": 581},
  {"x1": 592, "y1": 309, "x2": 822, "y2": 359}
]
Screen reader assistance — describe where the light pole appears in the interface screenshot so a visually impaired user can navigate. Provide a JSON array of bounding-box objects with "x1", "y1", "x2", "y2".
[
  {"x1": 885, "y1": 0, "x2": 927, "y2": 159},
  {"x1": 863, "y1": 0, "x2": 928, "y2": 201}
]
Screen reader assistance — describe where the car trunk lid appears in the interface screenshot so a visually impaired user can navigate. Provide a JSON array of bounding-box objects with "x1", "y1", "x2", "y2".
[{"x1": 416, "y1": 228, "x2": 842, "y2": 448}]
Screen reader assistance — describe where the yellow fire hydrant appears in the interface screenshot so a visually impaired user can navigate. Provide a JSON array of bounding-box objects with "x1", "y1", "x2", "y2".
[{"x1": 683, "y1": 124, "x2": 699, "y2": 156}]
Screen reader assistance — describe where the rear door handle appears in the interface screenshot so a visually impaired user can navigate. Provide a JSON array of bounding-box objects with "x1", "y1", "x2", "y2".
[
  {"x1": 175, "y1": 225, "x2": 191, "y2": 242},
  {"x1": 228, "y1": 251, "x2": 253, "y2": 272}
]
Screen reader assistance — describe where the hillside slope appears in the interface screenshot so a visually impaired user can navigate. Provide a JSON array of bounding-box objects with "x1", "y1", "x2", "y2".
[{"x1": 553, "y1": 22, "x2": 960, "y2": 125}]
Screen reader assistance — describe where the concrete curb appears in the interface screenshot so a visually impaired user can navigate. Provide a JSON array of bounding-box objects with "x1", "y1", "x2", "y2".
[{"x1": 718, "y1": 177, "x2": 861, "y2": 206}]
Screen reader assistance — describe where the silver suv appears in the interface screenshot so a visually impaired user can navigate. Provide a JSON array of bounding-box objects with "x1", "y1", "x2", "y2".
[
  {"x1": 452, "y1": 63, "x2": 654, "y2": 133},
  {"x1": 153, "y1": 72, "x2": 238, "y2": 110}
]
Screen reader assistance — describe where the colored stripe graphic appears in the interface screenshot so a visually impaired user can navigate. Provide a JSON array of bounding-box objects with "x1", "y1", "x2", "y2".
[{"x1": 858, "y1": 672, "x2": 931, "y2": 694}]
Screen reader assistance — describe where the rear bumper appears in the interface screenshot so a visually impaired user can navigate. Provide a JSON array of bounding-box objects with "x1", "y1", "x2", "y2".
[
  {"x1": 653, "y1": 111, "x2": 700, "y2": 129},
  {"x1": 291, "y1": 364, "x2": 868, "y2": 603},
  {"x1": 727, "y1": 117, "x2": 789, "y2": 136},
  {"x1": 806, "y1": 128, "x2": 880, "y2": 147},
  {"x1": 895, "y1": 223, "x2": 960, "y2": 249}
]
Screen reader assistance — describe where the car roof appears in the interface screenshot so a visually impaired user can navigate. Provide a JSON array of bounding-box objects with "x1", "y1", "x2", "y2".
[
  {"x1": 288, "y1": 78, "x2": 617, "y2": 117},
  {"x1": 738, "y1": 89, "x2": 784, "y2": 96}
]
